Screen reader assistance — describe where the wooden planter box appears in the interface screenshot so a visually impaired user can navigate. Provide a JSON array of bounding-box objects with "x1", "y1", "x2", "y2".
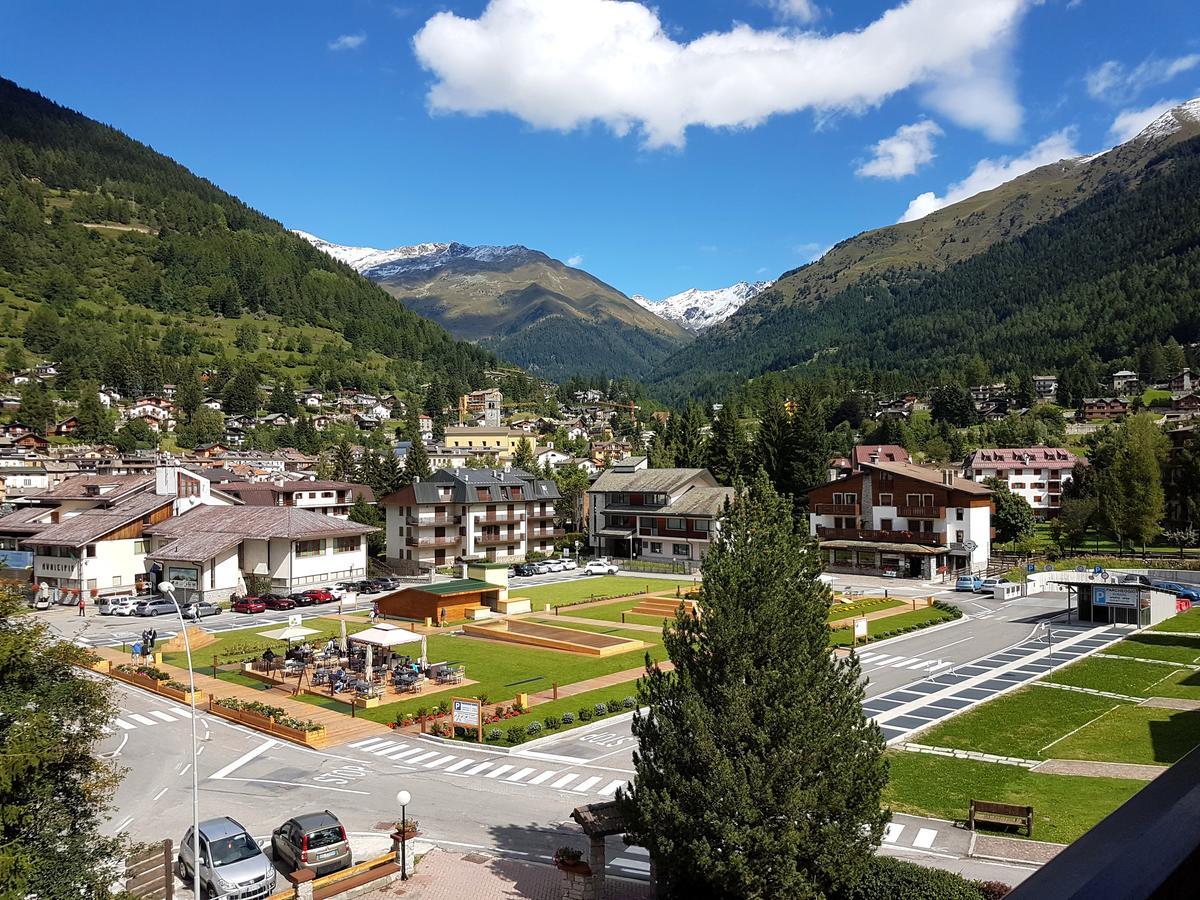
[
  {"x1": 208, "y1": 699, "x2": 327, "y2": 747},
  {"x1": 90, "y1": 659, "x2": 112, "y2": 674},
  {"x1": 156, "y1": 682, "x2": 206, "y2": 705},
  {"x1": 111, "y1": 669, "x2": 170, "y2": 692}
]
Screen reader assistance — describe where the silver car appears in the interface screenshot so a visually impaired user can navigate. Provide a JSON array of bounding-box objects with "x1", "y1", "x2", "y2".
[{"x1": 178, "y1": 817, "x2": 276, "y2": 900}]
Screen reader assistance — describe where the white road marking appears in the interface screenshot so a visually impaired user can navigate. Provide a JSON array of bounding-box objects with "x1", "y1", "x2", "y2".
[
  {"x1": 905, "y1": 659, "x2": 938, "y2": 670},
  {"x1": 611, "y1": 855, "x2": 651, "y2": 873},
  {"x1": 406, "y1": 751, "x2": 441, "y2": 765},
  {"x1": 350, "y1": 737, "x2": 389, "y2": 750},
  {"x1": 928, "y1": 662, "x2": 952, "y2": 673},
  {"x1": 152, "y1": 787, "x2": 169, "y2": 802},
  {"x1": 573, "y1": 776, "x2": 602, "y2": 793},
  {"x1": 387, "y1": 748, "x2": 426, "y2": 761},
  {"x1": 444, "y1": 759, "x2": 475, "y2": 774},
  {"x1": 209, "y1": 739, "x2": 277, "y2": 780},
  {"x1": 868, "y1": 655, "x2": 902, "y2": 667},
  {"x1": 149, "y1": 710, "x2": 176, "y2": 722},
  {"x1": 112, "y1": 718, "x2": 135, "y2": 730},
  {"x1": 368, "y1": 741, "x2": 403, "y2": 755},
  {"x1": 551, "y1": 773, "x2": 580, "y2": 789},
  {"x1": 527, "y1": 771, "x2": 557, "y2": 785},
  {"x1": 599, "y1": 779, "x2": 625, "y2": 796},
  {"x1": 882, "y1": 823, "x2": 905, "y2": 844},
  {"x1": 464, "y1": 762, "x2": 494, "y2": 776},
  {"x1": 484, "y1": 765, "x2": 515, "y2": 779},
  {"x1": 506, "y1": 767, "x2": 537, "y2": 782},
  {"x1": 913, "y1": 828, "x2": 937, "y2": 849},
  {"x1": 424, "y1": 755, "x2": 458, "y2": 769},
  {"x1": 169, "y1": 707, "x2": 193, "y2": 718},
  {"x1": 128, "y1": 714, "x2": 157, "y2": 726},
  {"x1": 115, "y1": 815, "x2": 135, "y2": 832}
]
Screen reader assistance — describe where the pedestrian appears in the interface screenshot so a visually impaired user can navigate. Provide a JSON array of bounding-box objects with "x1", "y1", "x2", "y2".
[
  {"x1": 77, "y1": 594, "x2": 85, "y2": 617},
  {"x1": 148, "y1": 628, "x2": 157, "y2": 652},
  {"x1": 131, "y1": 641, "x2": 142, "y2": 663},
  {"x1": 141, "y1": 629, "x2": 149, "y2": 650},
  {"x1": 370, "y1": 602, "x2": 378, "y2": 622}
]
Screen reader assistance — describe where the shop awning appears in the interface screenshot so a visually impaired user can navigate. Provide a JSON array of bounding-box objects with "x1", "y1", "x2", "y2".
[{"x1": 819, "y1": 540, "x2": 940, "y2": 556}]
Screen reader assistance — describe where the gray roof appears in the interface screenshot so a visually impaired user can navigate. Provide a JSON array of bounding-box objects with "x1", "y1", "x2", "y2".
[
  {"x1": 661, "y1": 486, "x2": 735, "y2": 517},
  {"x1": 146, "y1": 504, "x2": 375, "y2": 541},
  {"x1": 23, "y1": 492, "x2": 173, "y2": 548},
  {"x1": 26, "y1": 474, "x2": 155, "y2": 502},
  {"x1": 591, "y1": 467, "x2": 714, "y2": 495},
  {"x1": 146, "y1": 531, "x2": 243, "y2": 562},
  {"x1": 0, "y1": 506, "x2": 55, "y2": 535},
  {"x1": 862, "y1": 459, "x2": 992, "y2": 496},
  {"x1": 384, "y1": 467, "x2": 560, "y2": 505}
]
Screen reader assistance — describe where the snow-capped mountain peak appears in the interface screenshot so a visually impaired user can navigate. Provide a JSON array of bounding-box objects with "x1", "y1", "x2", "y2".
[
  {"x1": 633, "y1": 281, "x2": 773, "y2": 333},
  {"x1": 1133, "y1": 96, "x2": 1200, "y2": 143},
  {"x1": 294, "y1": 230, "x2": 535, "y2": 278}
]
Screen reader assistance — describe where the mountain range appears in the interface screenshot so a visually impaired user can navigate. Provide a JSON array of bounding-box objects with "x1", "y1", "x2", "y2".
[
  {"x1": 632, "y1": 281, "x2": 773, "y2": 333},
  {"x1": 296, "y1": 231, "x2": 690, "y2": 381}
]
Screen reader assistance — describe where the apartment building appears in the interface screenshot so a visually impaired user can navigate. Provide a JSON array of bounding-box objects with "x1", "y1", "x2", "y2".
[
  {"x1": 458, "y1": 388, "x2": 502, "y2": 426},
  {"x1": 1079, "y1": 398, "x2": 1129, "y2": 421},
  {"x1": 381, "y1": 467, "x2": 561, "y2": 570},
  {"x1": 962, "y1": 447, "x2": 1080, "y2": 516},
  {"x1": 442, "y1": 426, "x2": 530, "y2": 462},
  {"x1": 806, "y1": 459, "x2": 993, "y2": 578},
  {"x1": 587, "y1": 457, "x2": 734, "y2": 566},
  {"x1": 218, "y1": 480, "x2": 374, "y2": 518}
]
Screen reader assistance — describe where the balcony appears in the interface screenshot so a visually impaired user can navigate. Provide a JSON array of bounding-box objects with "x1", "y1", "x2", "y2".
[
  {"x1": 897, "y1": 506, "x2": 944, "y2": 519},
  {"x1": 529, "y1": 527, "x2": 566, "y2": 539},
  {"x1": 476, "y1": 532, "x2": 519, "y2": 546},
  {"x1": 527, "y1": 508, "x2": 557, "y2": 520},
  {"x1": 405, "y1": 535, "x2": 460, "y2": 548},
  {"x1": 475, "y1": 511, "x2": 525, "y2": 524},
  {"x1": 406, "y1": 513, "x2": 461, "y2": 526},
  {"x1": 814, "y1": 503, "x2": 860, "y2": 516},
  {"x1": 815, "y1": 526, "x2": 945, "y2": 548}
]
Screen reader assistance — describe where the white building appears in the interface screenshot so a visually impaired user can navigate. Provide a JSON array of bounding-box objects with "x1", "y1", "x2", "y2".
[{"x1": 962, "y1": 447, "x2": 1080, "y2": 516}]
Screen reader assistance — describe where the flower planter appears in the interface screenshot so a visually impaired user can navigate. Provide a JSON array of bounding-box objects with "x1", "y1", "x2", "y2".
[
  {"x1": 555, "y1": 860, "x2": 592, "y2": 876},
  {"x1": 157, "y1": 683, "x2": 205, "y2": 705},
  {"x1": 90, "y1": 659, "x2": 112, "y2": 675},
  {"x1": 208, "y1": 698, "x2": 327, "y2": 747},
  {"x1": 111, "y1": 668, "x2": 170, "y2": 692}
]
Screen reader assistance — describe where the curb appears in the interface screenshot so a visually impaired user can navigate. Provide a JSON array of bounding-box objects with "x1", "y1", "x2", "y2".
[
  {"x1": 836, "y1": 613, "x2": 967, "y2": 656},
  {"x1": 415, "y1": 709, "x2": 639, "y2": 755}
]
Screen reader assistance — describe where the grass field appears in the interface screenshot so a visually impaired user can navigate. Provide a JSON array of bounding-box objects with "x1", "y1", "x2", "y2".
[
  {"x1": 1043, "y1": 656, "x2": 1190, "y2": 697},
  {"x1": 828, "y1": 597, "x2": 906, "y2": 622},
  {"x1": 914, "y1": 687, "x2": 1131, "y2": 760},
  {"x1": 1103, "y1": 633, "x2": 1200, "y2": 664},
  {"x1": 1047, "y1": 705, "x2": 1200, "y2": 765},
  {"x1": 1152, "y1": 607, "x2": 1200, "y2": 633},
  {"x1": 162, "y1": 617, "x2": 369, "y2": 671},
  {"x1": 883, "y1": 752, "x2": 1143, "y2": 845},
  {"x1": 829, "y1": 605, "x2": 957, "y2": 646},
  {"x1": 517, "y1": 576, "x2": 686, "y2": 608}
]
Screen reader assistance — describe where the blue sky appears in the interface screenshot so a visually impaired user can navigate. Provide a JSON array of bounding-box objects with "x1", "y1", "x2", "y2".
[{"x1": 2, "y1": 0, "x2": 1197, "y2": 298}]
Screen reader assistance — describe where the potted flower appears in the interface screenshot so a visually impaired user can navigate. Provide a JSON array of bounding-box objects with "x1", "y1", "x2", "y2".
[
  {"x1": 553, "y1": 846, "x2": 589, "y2": 876},
  {"x1": 395, "y1": 817, "x2": 419, "y2": 841}
]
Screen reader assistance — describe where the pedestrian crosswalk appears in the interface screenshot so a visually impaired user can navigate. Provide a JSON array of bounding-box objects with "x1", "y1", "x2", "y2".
[
  {"x1": 347, "y1": 736, "x2": 629, "y2": 798},
  {"x1": 881, "y1": 822, "x2": 941, "y2": 850},
  {"x1": 104, "y1": 706, "x2": 193, "y2": 733},
  {"x1": 854, "y1": 651, "x2": 952, "y2": 673}
]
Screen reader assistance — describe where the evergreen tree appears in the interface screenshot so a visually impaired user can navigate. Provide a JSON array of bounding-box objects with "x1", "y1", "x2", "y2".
[
  {"x1": 705, "y1": 401, "x2": 750, "y2": 485},
  {"x1": 332, "y1": 440, "x2": 359, "y2": 482},
  {"x1": 982, "y1": 478, "x2": 1035, "y2": 545},
  {"x1": 673, "y1": 400, "x2": 708, "y2": 468},
  {"x1": 647, "y1": 430, "x2": 675, "y2": 468},
  {"x1": 621, "y1": 473, "x2": 887, "y2": 898},
  {"x1": 374, "y1": 450, "x2": 403, "y2": 497},
  {"x1": 402, "y1": 440, "x2": 433, "y2": 485},
  {"x1": 1097, "y1": 414, "x2": 1169, "y2": 551},
  {"x1": 789, "y1": 391, "x2": 830, "y2": 507},
  {"x1": 929, "y1": 384, "x2": 976, "y2": 427},
  {"x1": 175, "y1": 365, "x2": 205, "y2": 422},
  {"x1": 175, "y1": 406, "x2": 224, "y2": 449},
  {"x1": 754, "y1": 396, "x2": 795, "y2": 496},
  {"x1": 4, "y1": 342, "x2": 26, "y2": 372},
  {"x1": 22, "y1": 305, "x2": 60, "y2": 354},
  {"x1": 114, "y1": 418, "x2": 157, "y2": 452},
  {"x1": 268, "y1": 376, "x2": 297, "y2": 416},
  {"x1": 293, "y1": 415, "x2": 319, "y2": 454},
  {"x1": 18, "y1": 381, "x2": 54, "y2": 433},
  {"x1": 74, "y1": 382, "x2": 112, "y2": 443},
  {"x1": 512, "y1": 437, "x2": 539, "y2": 473},
  {"x1": 348, "y1": 495, "x2": 385, "y2": 557},
  {"x1": 223, "y1": 365, "x2": 260, "y2": 416},
  {"x1": 550, "y1": 463, "x2": 590, "y2": 529}
]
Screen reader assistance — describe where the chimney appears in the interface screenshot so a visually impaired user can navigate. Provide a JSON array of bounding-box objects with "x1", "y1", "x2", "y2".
[{"x1": 943, "y1": 469, "x2": 954, "y2": 486}]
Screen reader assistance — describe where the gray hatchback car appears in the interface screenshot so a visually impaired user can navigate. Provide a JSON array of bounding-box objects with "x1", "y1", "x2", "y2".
[
  {"x1": 271, "y1": 810, "x2": 352, "y2": 877},
  {"x1": 178, "y1": 816, "x2": 276, "y2": 900}
]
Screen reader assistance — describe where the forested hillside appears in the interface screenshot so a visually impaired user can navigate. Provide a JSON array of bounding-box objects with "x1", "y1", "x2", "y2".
[
  {"x1": 0, "y1": 78, "x2": 495, "y2": 397},
  {"x1": 649, "y1": 134, "x2": 1200, "y2": 403}
]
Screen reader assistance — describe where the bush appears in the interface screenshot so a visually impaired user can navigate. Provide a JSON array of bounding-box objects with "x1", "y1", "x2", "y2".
[
  {"x1": 594, "y1": 703, "x2": 608, "y2": 717},
  {"x1": 544, "y1": 715, "x2": 561, "y2": 730},
  {"x1": 622, "y1": 696, "x2": 636, "y2": 709},
  {"x1": 578, "y1": 706, "x2": 593, "y2": 721},
  {"x1": 487, "y1": 727, "x2": 502, "y2": 742},
  {"x1": 561, "y1": 711, "x2": 575, "y2": 724},
  {"x1": 506, "y1": 725, "x2": 526, "y2": 745},
  {"x1": 476, "y1": 693, "x2": 490, "y2": 706},
  {"x1": 526, "y1": 721, "x2": 543, "y2": 736},
  {"x1": 606, "y1": 698, "x2": 623, "y2": 714},
  {"x1": 835, "y1": 856, "x2": 995, "y2": 900}
]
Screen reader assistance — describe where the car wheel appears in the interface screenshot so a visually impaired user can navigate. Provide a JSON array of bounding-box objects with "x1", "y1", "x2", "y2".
[{"x1": 175, "y1": 857, "x2": 186, "y2": 880}]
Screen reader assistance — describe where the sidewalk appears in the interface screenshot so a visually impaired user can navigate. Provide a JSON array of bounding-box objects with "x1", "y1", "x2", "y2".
[{"x1": 354, "y1": 848, "x2": 653, "y2": 900}]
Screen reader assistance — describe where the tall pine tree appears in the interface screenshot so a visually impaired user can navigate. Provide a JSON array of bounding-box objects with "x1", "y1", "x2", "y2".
[{"x1": 621, "y1": 473, "x2": 887, "y2": 898}]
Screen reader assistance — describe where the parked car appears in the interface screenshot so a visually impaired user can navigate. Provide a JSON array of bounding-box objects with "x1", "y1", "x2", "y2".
[
  {"x1": 289, "y1": 592, "x2": 317, "y2": 607},
  {"x1": 262, "y1": 595, "x2": 296, "y2": 611},
  {"x1": 546, "y1": 559, "x2": 565, "y2": 573},
  {"x1": 32, "y1": 594, "x2": 51, "y2": 610},
  {"x1": 1120, "y1": 573, "x2": 1152, "y2": 586},
  {"x1": 330, "y1": 583, "x2": 355, "y2": 600},
  {"x1": 512, "y1": 563, "x2": 536, "y2": 577},
  {"x1": 178, "y1": 816, "x2": 276, "y2": 900},
  {"x1": 270, "y1": 810, "x2": 353, "y2": 878},
  {"x1": 232, "y1": 597, "x2": 267, "y2": 614},
  {"x1": 955, "y1": 575, "x2": 983, "y2": 592},
  {"x1": 183, "y1": 601, "x2": 221, "y2": 620},
  {"x1": 354, "y1": 580, "x2": 376, "y2": 593},
  {"x1": 368, "y1": 578, "x2": 393, "y2": 592},
  {"x1": 1153, "y1": 581, "x2": 1200, "y2": 602},
  {"x1": 135, "y1": 597, "x2": 179, "y2": 617},
  {"x1": 109, "y1": 595, "x2": 139, "y2": 616},
  {"x1": 98, "y1": 594, "x2": 135, "y2": 615},
  {"x1": 530, "y1": 561, "x2": 550, "y2": 575},
  {"x1": 304, "y1": 589, "x2": 334, "y2": 604},
  {"x1": 584, "y1": 559, "x2": 619, "y2": 576},
  {"x1": 978, "y1": 577, "x2": 1007, "y2": 594},
  {"x1": 560, "y1": 559, "x2": 577, "y2": 571}
]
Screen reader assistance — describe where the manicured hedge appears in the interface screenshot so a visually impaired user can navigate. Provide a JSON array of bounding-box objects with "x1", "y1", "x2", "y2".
[{"x1": 835, "y1": 857, "x2": 1007, "y2": 900}]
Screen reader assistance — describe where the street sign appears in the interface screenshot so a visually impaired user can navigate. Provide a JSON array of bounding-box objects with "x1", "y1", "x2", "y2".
[
  {"x1": 1044, "y1": 564, "x2": 1054, "y2": 572},
  {"x1": 1094, "y1": 565, "x2": 1104, "y2": 575},
  {"x1": 288, "y1": 613, "x2": 302, "y2": 628},
  {"x1": 1094, "y1": 585, "x2": 1138, "y2": 608},
  {"x1": 452, "y1": 697, "x2": 482, "y2": 742},
  {"x1": 964, "y1": 540, "x2": 977, "y2": 552},
  {"x1": 1075, "y1": 565, "x2": 1086, "y2": 573},
  {"x1": 1027, "y1": 563, "x2": 1036, "y2": 573}
]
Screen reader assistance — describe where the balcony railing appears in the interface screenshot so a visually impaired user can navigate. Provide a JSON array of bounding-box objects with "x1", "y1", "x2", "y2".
[
  {"x1": 405, "y1": 535, "x2": 460, "y2": 548},
  {"x1": 406, "y1": 513, "x2": 461, "y2": 526},
  {"x1": 475, "y1": 511, "x2": 525, "y2": 524},
  {"x1": 476, "y1": 533, "x2": 519, "y2": 546},
  {"x1": 897, "y1": 506, "x2": 944, "y2": 519},
  {"x1": 527, "y1": 508, "x2": 557, "y2": 519},
  {"x1": 529, "y1": 527, "x2": 566, "y2": 538},
  {"x1": 815, "y1": 526, "x2": 945, "y2": 547},
  {"x1": 814, "y1": 503, "x2": 860, "y2": 516}
]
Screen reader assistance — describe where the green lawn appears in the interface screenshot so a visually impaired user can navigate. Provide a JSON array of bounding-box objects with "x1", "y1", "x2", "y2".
[
  {"x1": 828, "y1": 598, "x2": 907, "y2": 622},
  {"x1": 884, "y1": 752, "x2": 1143, "y2": 845},
  {"x1": 556, "y1": 596, "x2": 682, "y2": 627},
  {"x1": 1043, "y1": 656, "x2": 1191, "y2": 697},
  {"x1": 1103, "y1": 633, "x2": 1200, "y2": 665},
  {"x1": 1046, "y1": 705, "x2": 1200, "y2": 765},
  {"x1": 517, "y1": 576, "x2": 688, "y2": 609},
  {"x1": 914, "y1": 687, "x2": 1130, "y2": 759},
  {"x1": 830, "y1": 606, "x2": 957, "y2": 646},
  {"x1": 1152, "y1": 607, "x2": 1200, "y2": 633},
  {"x1": 162, "y1": 617, "x2": 370, "y2": 671},
  {"x1": 460, "y1": 684, "x2": 643, "y2": 746}
]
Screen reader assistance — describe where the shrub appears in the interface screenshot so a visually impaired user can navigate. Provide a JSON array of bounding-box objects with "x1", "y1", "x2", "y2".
[
  {"x1": 561, "y1": 711, "x2": 575, "y2": 724},
  {"x1": 544, "y1": 715, "x2": 561, "y2": 730},
  {"x1": 973, "y1": 881, "x2": 1012, "y2": 900},
  {"x1": 526, "y1": 721, "x2": 543, "y2": 736},
  {"x1": 836, "y1": 856, "x2": 994, "y2": 900},
  {"x1": 506, "y1": 725, "x2": 526, "y2": 744},
  {"x1": 414, "y1": 706, "x2": 429, "y2": 720},
  {"x1": 606, "y1": 698, "x2": 622, "y2": 714},
  {"x1": 476, "y1": 693, "x2": 490, "y2": 706},
  {"x1": 622, "y1": 696, "x2": 636, "y2": 709},
  {"x1": 435, "y1": 700, "x2": 450, "y2": 716},
  {"x1": 554, "y1": 846, "x2": 583, "y2": 866},
  {"x1": 487, "y1": 727, "x2": 502, "y2": 742},
  {"x1": 578, "y1": 707, "x2": 594, "y2": 721}
]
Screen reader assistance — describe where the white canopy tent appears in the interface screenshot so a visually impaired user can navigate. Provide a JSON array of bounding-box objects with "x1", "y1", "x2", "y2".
[
  {"x1": 349, "y1": 623, "x2": 427, "y2": 671},
  {"x1": 257, "y1": 624, "x2": 322, "y2": 643}
]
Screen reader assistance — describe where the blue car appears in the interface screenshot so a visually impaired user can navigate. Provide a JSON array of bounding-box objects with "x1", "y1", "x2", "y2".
[
  {"x1": 955, "y1": 575, "x2": 983, "y2": 592},
  {"x1": 1153, "y1": 581, "x2": 1200, "y2": 602}
]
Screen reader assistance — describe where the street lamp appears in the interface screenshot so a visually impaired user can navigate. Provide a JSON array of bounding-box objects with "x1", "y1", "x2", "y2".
[
  {"x1": 396, "y1": 790, "x2": 411, "y2": 880},
  {"x1": 160, "y1": 581, "x2": 201, "y2": 900}
]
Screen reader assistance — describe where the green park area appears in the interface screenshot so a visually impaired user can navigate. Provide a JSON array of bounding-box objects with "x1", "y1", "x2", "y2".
[
  {"x1": 829, "y1": 603, "x2": 959, "y2": 646},
  {"x1": 517, "y1": 575, "x2": 688, "y2": 608},
  {"x1": 889, "y1": 622, "x2": 1200, "y2": 843}
]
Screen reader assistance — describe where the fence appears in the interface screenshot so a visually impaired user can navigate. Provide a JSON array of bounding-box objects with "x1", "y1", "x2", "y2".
[
  {"x1": 125, "y1": 840, "x2": 173, "y2": 900},
  {"x1": 619, "y1": 558, "x2": 699, "y2": 576}
]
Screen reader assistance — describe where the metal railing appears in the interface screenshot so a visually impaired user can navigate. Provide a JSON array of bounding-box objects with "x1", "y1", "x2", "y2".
[{"x1": 815, "y1": 526, "x2": 945, "y2": 547}]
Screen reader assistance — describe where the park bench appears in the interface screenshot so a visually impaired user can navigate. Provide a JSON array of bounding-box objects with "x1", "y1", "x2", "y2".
[{"x1": 968, "y1": 799, "x2": 1034, "y2": 837}]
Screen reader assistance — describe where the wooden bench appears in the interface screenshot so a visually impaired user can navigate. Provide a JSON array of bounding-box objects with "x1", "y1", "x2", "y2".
[{"x1": 968, "y1": 799, "x2": 1034, "y2": 837}]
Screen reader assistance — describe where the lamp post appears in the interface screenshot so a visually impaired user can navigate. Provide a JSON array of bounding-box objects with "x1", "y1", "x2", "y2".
[
  {"x1": 396, "y1": 790, "x2": 411, "y2": 880},
  {"x1": 160, "y1": 581, "x2": 201, "y2": 900}
]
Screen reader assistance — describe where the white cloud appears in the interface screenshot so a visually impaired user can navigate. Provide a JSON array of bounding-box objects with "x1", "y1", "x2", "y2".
[
  {"x1": 900, "y1": 128, "x2": 1078, "y2": 222},
  {"x1": 794, "y1": 241, "x2": 831, "y2": 262},
  {"x1": 856, "y1": 119, "x2": 943, "y2": 178},
  {"x1": 329, "y1": 33, "x2": 367, "y2": 51},
  {"x1": 1085, "y1": 54, "x2": 1200, "y2": 103},
  {"x1": 412, "y1": 0, "x2": 1030, "y2": 149},
  {"x1": 765, "y1": 0, "x2": 821, "y2": 24},
  {"x1": 566, "y1": 254, "x2": 584, "y2": 267},
  {"x1": 1108, "y1": 98, "x2": 1181, "y2": 143}
]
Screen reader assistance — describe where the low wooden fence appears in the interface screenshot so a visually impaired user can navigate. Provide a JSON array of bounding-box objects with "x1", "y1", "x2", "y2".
[{"x1": 125, "y1": 839, "x2": 173, "y2": 900}]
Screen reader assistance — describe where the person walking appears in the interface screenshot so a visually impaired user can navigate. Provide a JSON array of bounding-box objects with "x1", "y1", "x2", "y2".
[
  {"x1": 131, "y1": 641, "x2": 142, "y2": 663},
  {"x1": 77, "y1": 594, "x2": 85, "y2": 617},
  {"x1": 148, "y1": 628, "x2": 158, "y2": 652}
]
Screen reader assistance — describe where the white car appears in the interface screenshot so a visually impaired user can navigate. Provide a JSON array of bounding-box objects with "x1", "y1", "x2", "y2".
[
  {"x1": 560, "y1": 559, "x2": 577, "y2": 571},
  {"x1": 546, "y1": 560, "x2": 565, "y2": 573},
  {"x1": 584, "y1": 559, "x2": 619, "y2": 576},
  {"x1": 330, "y1": 583, "x2": 355, "y2": 601},
  {"x1": 109, "y1": 596, "x2": 139, "y2": 616}
]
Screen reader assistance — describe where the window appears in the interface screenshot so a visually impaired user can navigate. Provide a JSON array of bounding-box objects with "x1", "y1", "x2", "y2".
[
  {"x1": 334, "y1": 536, "x2": 359, "y2": 553},
  {"x1": 880, "y1": 518, "x2": 893, "y2": 531},
  {"x1": 955, "y1": 508, "x2": 964, "y2": 521},
  {"x1": 85, "y1": 545, "x2": 96, "y2": 558},
  {"x1": 650, "y1": 542, "x2": 663, "y2": 554},
  {"x1": 833, "y1": 549, "x2": 853, "y2": 565},
  {"x1": 693, "y1": 519, "x2": 709, "y2": 533},
  {"x1": 296, "y1": 539, "x2": 326, "y2": 558},
  {"x1": 672, "y1": 544, "x2": 690, "y2": 557},
  {"x1": 878, "y1": 493, "x2": 893, "y2": 506},
  {"x1": 667, "y1": 518, "x2": 684, "y2": 530},
  {"x1": 133, "y1": 539, "x2": 148, "y2": 554},
  {"x1": 955, "y1": 530, "x2": 964, "y2": 543}
]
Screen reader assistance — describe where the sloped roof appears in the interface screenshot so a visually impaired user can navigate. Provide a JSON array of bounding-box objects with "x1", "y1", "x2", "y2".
[
  {"x1": 861, "y1": 459, "x2": 992, "y2": 495},
  {"x1": 590, "y1": 467, "x2": 713, "y2": 494},
  {"x1": 0, "y1": 506, "x2": 55, "y2": 535},
  {"x1": 146, "y1": 504, "x2": 375, "y2": 541},
  {"x1": 27, "y1": 474, "x2": 154, "y2": 502},
  {"x1": 662, "y1": 486, "x2": 735, "y2": 517},
  {"x1": 146, "y1": 531, "x2": 242, "y2": 562},
  {"x1": 409, "y1": 578, "x2": 495, "y2": 596},
  {"x1": 23, "y1": 493, "x2": 173, "y2": 547}
]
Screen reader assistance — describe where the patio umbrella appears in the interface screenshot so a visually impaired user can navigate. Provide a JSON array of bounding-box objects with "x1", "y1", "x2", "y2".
[
  {"x1": 364, "y1": 644, "x2": 373, "y2": 682},
  {"x1": 257, "y1": 624, "x2": 321, "y2": 643},
  {"x1": 339, "y1": 618, "x2": 348, "y2": 653}
]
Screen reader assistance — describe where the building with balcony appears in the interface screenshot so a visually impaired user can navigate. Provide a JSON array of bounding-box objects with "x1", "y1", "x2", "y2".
[
  {"x1": 217, "y1": 480, "x2": 374, "y2": 518},
  {"x1": 587, "y1": 457, "x2": 734, "y2": 566},
  {"x1": 443, "y1": 426, "x2": 530, "y2": 462},
  {"x1": 806, "y1": 459, "x2": 993, "y2": 579},
  {"x1": 381, "y1": 467, "x2": 561, "y2": 571},
  {"x1": 962, "y1": 447, "x2": 1080, "y2": 517},
  {"x1": 458, "y1": 388, "x2": 502, "y2": 427}
]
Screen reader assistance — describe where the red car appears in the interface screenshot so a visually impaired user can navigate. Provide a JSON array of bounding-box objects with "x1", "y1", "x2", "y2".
[
  {"x1": 232, "y1": 597, "x2": 266, "y2": 614},
  {"x1": 261, "y1": 595, "x2": 296, "y2": 611},
  {"x1": 303, "y1": 589, "x2": 333, "y2": 604}
]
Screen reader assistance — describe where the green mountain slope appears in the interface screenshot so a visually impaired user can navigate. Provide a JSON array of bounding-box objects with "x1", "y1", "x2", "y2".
[
  {"x1": 651, "y1": 99, "x2": 1200, "y2": 399},
  {"x1": 0, "y1": 77, "x2": 495, "y2": 396}
]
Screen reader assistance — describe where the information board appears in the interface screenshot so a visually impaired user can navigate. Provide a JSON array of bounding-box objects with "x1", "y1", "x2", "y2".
[
  {"x1": 452, "y1": 697, "x2": 480, "y2": 727},
  {"x1": 1093, "y1": 585, "x2": 1138, "y2": 608}
]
